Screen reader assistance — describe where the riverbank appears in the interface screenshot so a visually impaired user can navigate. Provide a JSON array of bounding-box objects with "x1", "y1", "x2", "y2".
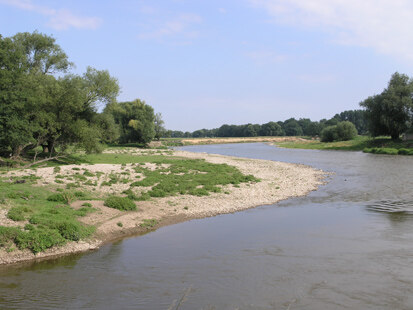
[
  {"x1": 159, "y1": 136, "x2": 310, "y2": 147},
  {"x1": 273, "y1": 135, "x2": 413, "y2": 155},
  {"x1": 0, "y1": 149, "x2": 326, "y2": 265}
]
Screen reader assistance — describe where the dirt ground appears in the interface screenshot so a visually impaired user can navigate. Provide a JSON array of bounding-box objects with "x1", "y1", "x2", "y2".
[{"x1": 0, "y1": 149, "x2": 326, "y2": 265}]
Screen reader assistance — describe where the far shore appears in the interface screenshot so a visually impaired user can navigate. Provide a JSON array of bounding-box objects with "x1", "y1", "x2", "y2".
[{"x1": 0, "y1": 149, "x2": 326, "y2": 266}]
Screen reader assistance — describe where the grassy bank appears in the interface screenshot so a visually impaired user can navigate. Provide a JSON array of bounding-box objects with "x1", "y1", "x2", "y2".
[
  {"x1": 275, "y1": 136, "x2": 413, "y2": 155},
  {"x1": 0, "y1": 148, "x2": 259, "y2": 256}
]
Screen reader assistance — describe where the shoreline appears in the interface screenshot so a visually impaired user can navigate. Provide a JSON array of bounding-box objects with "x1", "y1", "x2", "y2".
[{"x1": 0, "y1": 150, "x2": 327, "y2": 266}]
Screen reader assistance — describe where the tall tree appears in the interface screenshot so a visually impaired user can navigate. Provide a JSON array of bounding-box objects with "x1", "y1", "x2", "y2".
[
  {"x1": 360, "y1": 72, "x2": 413, "y2": 140},
  {"x1": 154, "y1": 113, "x2": 165, "y2": 140},
  {"x1": 105, "y1": 99, "x2": 155, "y2": 144}
]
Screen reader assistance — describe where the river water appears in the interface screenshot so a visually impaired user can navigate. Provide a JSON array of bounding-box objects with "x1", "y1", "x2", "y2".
[{"x1": 1, "y1": 143, "x2": 413, "y2": 309}]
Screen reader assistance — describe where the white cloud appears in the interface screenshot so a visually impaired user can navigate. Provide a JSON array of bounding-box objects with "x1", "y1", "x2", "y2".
[
  {"x1": 0, "y1": 0, "x2": 101, "y2": 30},
  {"x1": 248, "y1": 0, "x2": 413, "y2": 60},
  {"x1": 218, "y1": 8, "x2": 227, "y2": 14},
  {"x1": 138, "y1": 13, "x2": 202, "y2": 40}
]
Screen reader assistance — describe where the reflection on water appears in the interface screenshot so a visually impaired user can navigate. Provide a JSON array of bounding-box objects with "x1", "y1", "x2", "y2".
[{"x1": 1, "y1": 143, "x2": 413, "y2": 309}]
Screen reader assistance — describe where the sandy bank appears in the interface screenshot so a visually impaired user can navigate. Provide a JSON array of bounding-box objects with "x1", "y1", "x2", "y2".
[
  {"x1": 180, "y1": 136, "x2": 310, "y2": 145},
  {"x1": 0, "y1": 150, "x2": 326, "y2": 266}
]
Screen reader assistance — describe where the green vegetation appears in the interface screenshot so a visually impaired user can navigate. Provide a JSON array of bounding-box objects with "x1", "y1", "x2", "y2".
[
  {"x1": 276, "y1": 136, "x2": 413, "y2": 155},
  {"x1": 167, "y1": 110, "x2": 368, "y2": 139},
  {"x1": 128, "y1": 157, "x2": 258, "y2": 199},
  {"x1": 320, "y1": 121, "x2": 358, "y2": 142},
  {"x1": 104, "y1": 196, "x2": 137, "y2": 211},
  {"x1": 0, "y1": 31, "x2": 163, "y2": 165},
  {"x1": 0, "y1": 179, "x2": 95, "y2": 253},
  {"x1": 140, "y1": 219, "x2": 158, "y2": 228},
  {"x1": 360, "y1": 72, "x2": 413, "y2": 140}
]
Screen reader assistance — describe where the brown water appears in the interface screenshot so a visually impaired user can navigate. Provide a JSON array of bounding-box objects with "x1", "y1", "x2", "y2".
[{"x1": 1, "y1": 143, "x2": 413, "y2": 309}]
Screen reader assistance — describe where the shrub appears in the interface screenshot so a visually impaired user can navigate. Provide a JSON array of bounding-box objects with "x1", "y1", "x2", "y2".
[
  {"x1": 56, "y1": 221, "x2": 94, "y2": 241},
  {"x1": 0, "y1": 226, "x2": 21, "y2": 247},
  {"x1": 47, "y1": 192, "x2": 74, "y2": 204},
  {"x1": 320, "y1": 126, "x2": 339, "y2": 142},
  {"x1": 336, "y1": 121, "x2": 358, "y2": 141},
  {"x1": 15, "y1": 228, "x2": 66, "y2": 254},
  {"x1": 104, "y1": 196, "x2": 137, "y2": 211},
  {"x1": 321, "y1": 121, "x2": 357, "y2": 142}
]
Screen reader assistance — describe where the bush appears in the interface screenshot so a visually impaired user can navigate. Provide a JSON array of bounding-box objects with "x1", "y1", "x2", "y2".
[
  {"x1": 320, "y1": 126, "x2": 338, "y2": 142},
  {"x1": 104, "y1": 196, "x2": 137, "y2": 211},
  {"x1": 47, "y1": 192, "x2": 74, "y2": 204},
  {"x1": 321, "y1": 121, "x2": 358, "y2": 142},
  {"x1": 336, "y1": 121, "x2": 358, "y2": 141},
  {"x1": 0, "y1": 226, "x2": 21, "y2": 247},
  {"x1": 56, "y1": 221, "x2": 94, "y2": 241},
  {"x1": 15, "y1": 228, "x2": 66, "y2": 254}
]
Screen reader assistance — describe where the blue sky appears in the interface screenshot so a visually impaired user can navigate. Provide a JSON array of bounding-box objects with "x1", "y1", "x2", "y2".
[{"x1": 1, "y1": 0, "x2": 413, "y2": 131}]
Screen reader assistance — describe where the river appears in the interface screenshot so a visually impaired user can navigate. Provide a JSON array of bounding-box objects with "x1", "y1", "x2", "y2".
[{"x1": 1, "y1": 143, "x2": 413, "y2": 309}]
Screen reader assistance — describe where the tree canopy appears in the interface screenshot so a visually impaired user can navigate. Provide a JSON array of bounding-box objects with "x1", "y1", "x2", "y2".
[
  {"x1": 0, "y1": 31, "x2": 159, "y2": 158},
  {"x1": 360, "y1": 72, "x2": 413, "y2": 140}
]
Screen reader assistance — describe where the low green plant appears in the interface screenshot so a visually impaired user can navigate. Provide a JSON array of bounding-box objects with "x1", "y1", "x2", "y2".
[
  {"x1": 7, "y1": 206, "x2": 31, "y2": 221},
  {"x1": 83, "y1": 171, "x2": 94, "y2": 177},
  {"x1": 104, "y1": 196, "x2": 137, "y2": 211},
  {"x1": 47, "y1": 192, "x2": 74, "y2": 204},
  {"x1": 140, "y1": 219, "x2": 158, "y2": 228}
]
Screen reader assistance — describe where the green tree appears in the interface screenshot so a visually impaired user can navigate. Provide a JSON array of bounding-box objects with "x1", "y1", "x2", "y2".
[
  {"x1": 284, "y1": 118, "x2": 303, "y2": 136},
  {"x1": 105, "y1": 99, "x2": 155, "y2": 144},
  {"x1": 260, "y1": 122, "x2": 284, "y2": 136},
  {"x1": 320, "y1": 121, "x2": 357, "y2": 142},
  {"x1": 360, "y1": 72, "x2": 413, "y2": 140},
  {"x1": 0, "y1": 32, "x2": 71, "y2": 157},
  {"x1": 154, "y1": 113, "x2": 165, "y2": 140},
  {"x1": 0, "y1": 32, "x2": 119, "y2": 157}
]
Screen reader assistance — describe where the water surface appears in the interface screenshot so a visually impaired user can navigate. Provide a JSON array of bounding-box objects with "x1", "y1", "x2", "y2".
[{"x1": 1, "y1": 143, "x2": 413, "y2": 309}]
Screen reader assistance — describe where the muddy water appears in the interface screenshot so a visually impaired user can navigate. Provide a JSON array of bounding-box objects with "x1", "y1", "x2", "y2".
[{"x1": 1, "y1": 143, "x2": 413, "y2": 309}]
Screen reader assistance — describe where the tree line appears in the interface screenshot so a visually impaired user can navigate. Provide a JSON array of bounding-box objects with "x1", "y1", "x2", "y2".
[
  {"x1": 0, "y1": 32, "x2": 164, "y2": 159},
  {"x1": 167, "y1": 110, "x2": 367, "y2": 139},
  {"x1": 168, "y1": 71, "x2": 413, "y2": 142}
]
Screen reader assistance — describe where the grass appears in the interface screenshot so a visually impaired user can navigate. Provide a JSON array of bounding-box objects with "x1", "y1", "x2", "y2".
[
  {"x1": 275, "y1": 136, "x2": 413, "y2": 155},
  {"x1": 0, "y1": 179, "x2": 95, "y2": 253},
  {"x1": 126, "y1": 157, "x2": 259, "y2": 200}
]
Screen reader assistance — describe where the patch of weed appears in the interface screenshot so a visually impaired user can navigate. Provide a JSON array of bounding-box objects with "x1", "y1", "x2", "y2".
[{"x1": 104, "y1": 196, "x2": 137, "y2": 211}]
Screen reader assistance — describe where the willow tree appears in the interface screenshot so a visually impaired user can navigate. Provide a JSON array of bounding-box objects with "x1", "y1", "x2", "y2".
[
  {"x1": 0, "y1": 31, "x2": 119, "y2": 157},
  {"x1": 360, "y1": 72, "x2": 413, "y2": 140},
  {"x1": 104, "y1": 99, "x2": 155, "y2": 145}
]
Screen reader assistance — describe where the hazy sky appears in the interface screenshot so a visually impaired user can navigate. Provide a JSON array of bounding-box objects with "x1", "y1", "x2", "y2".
[{"x1": 1, "y1": 0, "x2": 413, "y2": 131}]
